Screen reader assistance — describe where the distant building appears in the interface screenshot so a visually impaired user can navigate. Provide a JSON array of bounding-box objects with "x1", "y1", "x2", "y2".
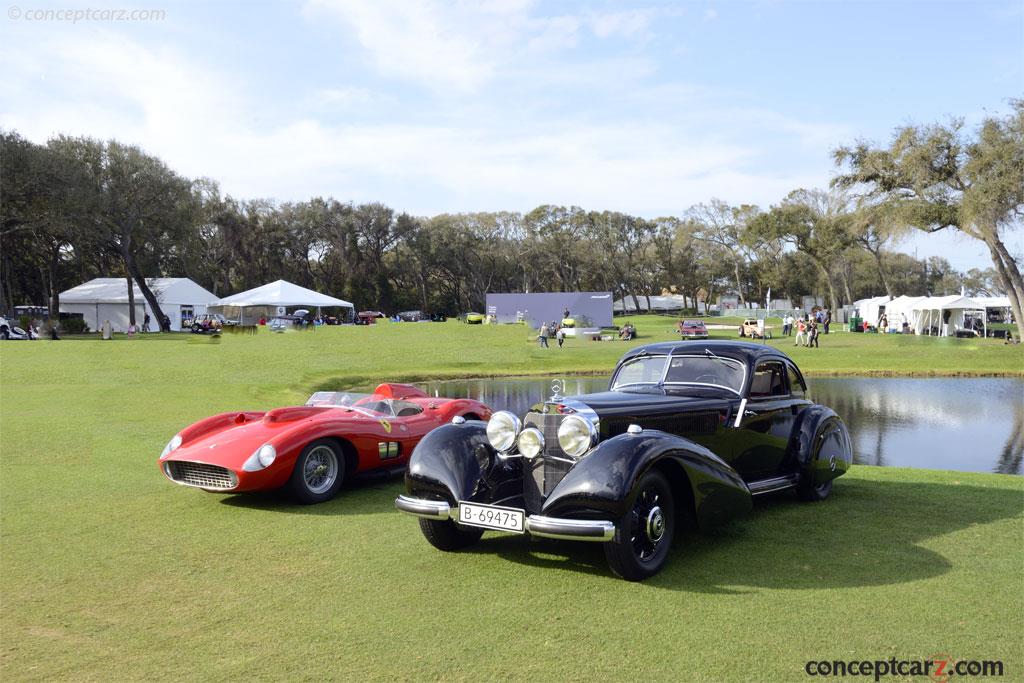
[{"x1": 485, "y1": 292, "x2": 613, "y2": 329}]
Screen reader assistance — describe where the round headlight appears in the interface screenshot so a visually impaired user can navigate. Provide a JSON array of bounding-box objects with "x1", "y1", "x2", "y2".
[
  {"x1": 486, "y1": 411, "x2": 521, "y2": 452},
  {"x1": 257, "y1": 444, "x2": 277, "y2": 468},
  {"x1": 517, "y1": 427, "x2": 544, "y2": 460},
  {"x1": 161, "y1": 434, "x2": 183, "y2": 458},
  {"x1": 557, "y1": 415, "x2": 597, "y2": 458}
]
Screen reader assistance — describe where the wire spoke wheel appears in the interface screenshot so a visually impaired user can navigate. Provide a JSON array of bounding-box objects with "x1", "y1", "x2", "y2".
[{"x1": 303, "y1": 445, "x2": 338, "y2": 494}]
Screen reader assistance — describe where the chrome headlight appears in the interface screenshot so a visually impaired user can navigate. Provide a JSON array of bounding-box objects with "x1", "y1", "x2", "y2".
[
  {"x1": 486, "y1": 411, "x2": 521, "y2": 452},
  {"x1": 160, "y1": 434, "x2": 182, "y2": 458},
  {"x1": 517, "y1": 427, "x2": 544, "y2": 460},
  {"x1": 243, "y1": 443, "x2": 277, "y2": 472},
  {"x1": 557, "y1": 415, "x2": 597, "y2": 458}
]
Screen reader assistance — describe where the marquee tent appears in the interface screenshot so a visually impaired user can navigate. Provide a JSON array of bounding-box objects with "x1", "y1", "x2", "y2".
[
  {"x1": 853, "y1": 295, "x2": 891, "y2": 326},
  {"x1": 211, "y1": 280, "x2": 353, "y2": 325},
  {"x1": 60, "y1": 277, "x2": 218, "y2": 332}
]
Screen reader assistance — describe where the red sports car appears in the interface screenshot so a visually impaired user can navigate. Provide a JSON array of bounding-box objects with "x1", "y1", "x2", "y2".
[{"x1": 158, "y1": 383, "x2": 491, "y2": 504}]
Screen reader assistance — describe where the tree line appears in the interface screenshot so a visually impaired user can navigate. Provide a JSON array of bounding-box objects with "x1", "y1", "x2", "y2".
[{"x1": 1, "y1": 100, "x2": 1021, "y2": 337}]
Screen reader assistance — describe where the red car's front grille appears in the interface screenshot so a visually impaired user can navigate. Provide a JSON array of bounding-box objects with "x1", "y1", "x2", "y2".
[{"x1": 165, "y1": 461, "x2": 237, "y2": 490}]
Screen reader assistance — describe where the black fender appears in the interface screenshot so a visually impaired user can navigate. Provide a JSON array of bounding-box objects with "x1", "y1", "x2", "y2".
[
  {"x1": 789, "y1": 406, "x2": 853, "y2": 487},
  {"x1": 404, "y1": 422, "x2": 513, "y2": 505},
  {"x1": 542, "y1": 430, "x2": 752, "y2": 530}
]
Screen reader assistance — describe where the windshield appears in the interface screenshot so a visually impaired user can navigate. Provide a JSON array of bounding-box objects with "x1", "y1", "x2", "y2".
[
  {"x1": 610, "y1": 356, "x2": 669, "y2": 389},
  {"x1": 664, "y1": 355, "x2": 745, "y2": 394},
  {"x1": 304, "y1": 391, "x2": 423, "y2": 417}
]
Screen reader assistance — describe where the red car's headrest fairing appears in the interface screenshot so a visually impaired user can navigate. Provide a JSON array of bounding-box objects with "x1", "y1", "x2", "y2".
[{"x1": 373, "y1": 383, "x2": 428, "y2": 400}]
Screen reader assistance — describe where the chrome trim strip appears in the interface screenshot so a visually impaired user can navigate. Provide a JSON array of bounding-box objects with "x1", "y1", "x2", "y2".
[
  {"x1": 734, "y1": 398, "x2": 747, "y2": 428},
  {"x1": 526, "y1": 515, "x2": 615, "y2": 542},
  {"x1": 395, "y1": 495, "x2": 450, "y2": 520},
  {"x1": 747, "y1": 475, "x2": 799, "y2": 495}
]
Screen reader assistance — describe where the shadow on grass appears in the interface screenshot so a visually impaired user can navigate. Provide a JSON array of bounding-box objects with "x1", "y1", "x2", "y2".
[
  {"x1": 468, "y1": 477, "x2": 1023, "y2": 592},
  {"x1": 216, "y1": 469, "x2": 406, "y2": 516}
]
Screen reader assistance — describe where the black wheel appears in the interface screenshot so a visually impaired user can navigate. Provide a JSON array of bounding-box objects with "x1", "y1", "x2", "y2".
[
  {"x1": 418, "y1": 518, "x2": 484, "y2": 551},
  {"x1": 1, "y1": 328, "x2": 8, "y2": 340},
  {"x1": 287, "y1": 439, "x2": 345, "y2": 504},
  {"x1": 604, "y1": 470, "x2": 675, "y2": 581},
  {"x1": 797, "y1": 478, "x2": 833, "y2": 502}
]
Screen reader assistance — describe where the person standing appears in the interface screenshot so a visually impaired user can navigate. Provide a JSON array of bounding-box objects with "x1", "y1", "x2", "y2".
[
  {"x1": 823, "y1": 308, "x2": 831, "y2": 334},
  {"x1": 101, "y1": 320, "x2": 112, "y2": 340},
  {"x1": 538, "y1": 323, "x2": 549, "y2": 348},
  {"x1": 142, "y1": 312, "x2": 151, "y2": 333},
  {"x1": 556, "y1": 326, "x2": 565, "y2": 348},
  {"x1": 794, "y1": 317, "x2": 807, "y2": 347},
  {"x1": 808, "y1": 320, "x2": 819, "y2": 348},
  {"x1": 783, "y1": 314, "x2": 793, "y2": 336}
]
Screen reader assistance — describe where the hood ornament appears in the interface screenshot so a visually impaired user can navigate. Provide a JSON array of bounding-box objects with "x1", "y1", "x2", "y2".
[{"x1": 549, "y1": 378, "x2": 564, "y2": 403}]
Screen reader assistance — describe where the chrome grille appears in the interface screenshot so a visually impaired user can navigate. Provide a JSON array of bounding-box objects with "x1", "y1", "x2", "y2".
[
  {"x1": 166, "y1": 461, "x2": 237, "y2": 490},
  {"x1": 522, "y1": 410, "x2": 576, "y2": 512}
]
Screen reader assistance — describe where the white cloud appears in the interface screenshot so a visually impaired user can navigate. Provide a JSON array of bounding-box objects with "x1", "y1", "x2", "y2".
[{"x1": 0, "y1": 13, "x2": 844, "y2": 217}]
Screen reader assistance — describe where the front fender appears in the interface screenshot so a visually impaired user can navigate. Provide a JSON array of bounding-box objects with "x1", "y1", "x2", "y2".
[
  {"x1": 542, "y1": 431, "x2": 752, "y2": 529},
  {"x1": 790, "y1": 406, "x2": 853, "y2": 487},
  {"x1": 404, "y1": 422, "x2": 505, "y2": 505}
]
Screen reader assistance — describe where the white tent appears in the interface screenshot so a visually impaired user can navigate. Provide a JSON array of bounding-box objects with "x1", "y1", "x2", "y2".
[
  {"x1": 853, "y1": 295, "x2": 891, "y2": 326},
  {"x1": 60, "y1": 277, "x2": 218, "y2": 332},
  {"x1": 885, "y1": 295, "x2": 927, "y2": 332},
  {"x1": 212, "y1": 280, "x2": 353, "y2": 325}
]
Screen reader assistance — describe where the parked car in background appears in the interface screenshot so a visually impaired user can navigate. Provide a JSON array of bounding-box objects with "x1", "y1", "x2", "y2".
[
  {"x1": 397, "y1": 310, "x2": 423, "y2": 322},
  {"x1": 677, "y1": 319, "x2": 709, "y2": 339},
  {"x1": 0, "y1": 316, "x2": 30, "y2": 340},
  {"x1": 158, "y1": 383, "x2": 492, "y2": 504},
  {"x1": 738, "y1": 318, "x2": 771, "y2": 339},
  {"x1": 188, "y1": 313, "x2": 230, "y2": 334},
  {"x1": 459, "y1": 312, "x2": 484, "y2": 324},
  {"x1": 396, "y1": 341, "x2": 851, "y2": 580}
]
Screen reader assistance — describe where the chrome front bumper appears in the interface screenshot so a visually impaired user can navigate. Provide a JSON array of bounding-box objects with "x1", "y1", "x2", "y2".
[{"x1": 395, "y1": 495, "x2": 615, "y2": 542}]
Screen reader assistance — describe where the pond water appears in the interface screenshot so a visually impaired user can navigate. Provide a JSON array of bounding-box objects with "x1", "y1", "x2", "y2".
[{"x1": 414, "y1": 376, "x2": 1024, "y2": 476}]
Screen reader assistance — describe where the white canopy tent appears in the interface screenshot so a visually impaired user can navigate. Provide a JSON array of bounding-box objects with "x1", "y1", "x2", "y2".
[
  {"x1": 853, "y1": 295, "x2": 891, "y2": 326},
  {"x1": 211, "y1": 280, "x2": 354, "y2": 325},
  {"x1": 60, "y1": 277, "x2": 218, "y2": 332}
]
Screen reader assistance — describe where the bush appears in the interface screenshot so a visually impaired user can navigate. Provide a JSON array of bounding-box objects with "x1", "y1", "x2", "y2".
[{"x1": 60, "y1": 317, "x2": 90, "y2": 334}]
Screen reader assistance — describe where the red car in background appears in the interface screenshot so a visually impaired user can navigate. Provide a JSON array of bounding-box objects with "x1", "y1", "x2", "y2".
[
  {"x1": 677, "y1": 319, "x2": 709, "y2": 340},
  {"x1": 158, "y1": 383, "x2": 491, "y2": 504}
]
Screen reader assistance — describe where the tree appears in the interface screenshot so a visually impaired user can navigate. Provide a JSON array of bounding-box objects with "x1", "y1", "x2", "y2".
[
  {"x1": 747, "y1": 189, "x2": 856, "y2": 312},
  {"x1": 833, "y1": 100, "x2": 1024, "y2": 339},
  {"x1": 688, "y1": 199, "x2": 761, "y2": 304}
]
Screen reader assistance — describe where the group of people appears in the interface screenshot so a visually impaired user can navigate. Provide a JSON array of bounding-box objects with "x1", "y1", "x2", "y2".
[
  {"x1": 537, "y1": 321, "x2": 566, "y2": 348},
  {"x1": 781, "y1": 310, "x2": 827, "y2": 348}
]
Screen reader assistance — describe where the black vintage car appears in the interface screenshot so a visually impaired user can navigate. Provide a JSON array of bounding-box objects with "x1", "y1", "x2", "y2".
[{"x1": 395, "y1": 341, "x2": 852, "y2": 581}]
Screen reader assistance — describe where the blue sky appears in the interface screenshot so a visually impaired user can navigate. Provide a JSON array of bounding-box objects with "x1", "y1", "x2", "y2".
[{"x1": 1, "y1": 0, "x2": 1021, "y2": 270}]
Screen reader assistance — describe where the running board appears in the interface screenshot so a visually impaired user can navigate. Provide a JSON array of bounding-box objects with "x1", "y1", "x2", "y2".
[{"x1": 747, "y1": 474, "x2": 799, "y2": 495}]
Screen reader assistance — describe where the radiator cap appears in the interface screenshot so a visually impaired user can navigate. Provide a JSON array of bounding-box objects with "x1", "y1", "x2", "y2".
[
  {"x1": 451, "y1": 415, "x2": 466, "y2": 424},
  {"x1": 627, "y1": 424, "x2": 643, "y2": 435}
]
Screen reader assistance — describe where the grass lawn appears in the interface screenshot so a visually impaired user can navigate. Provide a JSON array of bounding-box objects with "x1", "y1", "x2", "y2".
[{"x1": 2, "y1": 321, "x2": 1022, "y2": 680}]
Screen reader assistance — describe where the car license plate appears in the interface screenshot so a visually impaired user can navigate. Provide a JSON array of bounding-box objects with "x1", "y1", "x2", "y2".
[{"x1": 458, "y1": 502, "x2": 525, "y2": 533}]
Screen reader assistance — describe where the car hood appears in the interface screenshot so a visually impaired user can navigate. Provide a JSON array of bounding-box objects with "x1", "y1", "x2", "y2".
[
  {"x1": 165, "y1": 408, "x2": 334, "y2": 467},
  {"x1": 563, "y1": 389, "x2": 733, "y2": 421}
]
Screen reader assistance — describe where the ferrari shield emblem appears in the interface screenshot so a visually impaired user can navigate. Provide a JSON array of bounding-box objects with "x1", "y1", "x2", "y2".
[{"x1": 379, "y1": 418, "x2": 392, "y2": 434}]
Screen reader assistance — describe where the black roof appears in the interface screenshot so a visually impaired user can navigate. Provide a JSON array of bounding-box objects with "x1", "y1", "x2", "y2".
[{"x1": 618, "y1": 340, "x2": 792, "y2": 365}]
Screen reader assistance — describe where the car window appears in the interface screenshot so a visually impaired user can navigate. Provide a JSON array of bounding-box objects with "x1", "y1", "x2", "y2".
[
  {"x1": 664, "y1": 355, "x2": 745, "y2": 394},
  {"x1": 611, "y1": 355, "x2": 668, "y2": 389},
  {"x1": 749, "y1": 362, "x2": 787, "y2": 398},
  {"x1": 787, "y1": 365, "x2": 806, "y2": 398}
]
